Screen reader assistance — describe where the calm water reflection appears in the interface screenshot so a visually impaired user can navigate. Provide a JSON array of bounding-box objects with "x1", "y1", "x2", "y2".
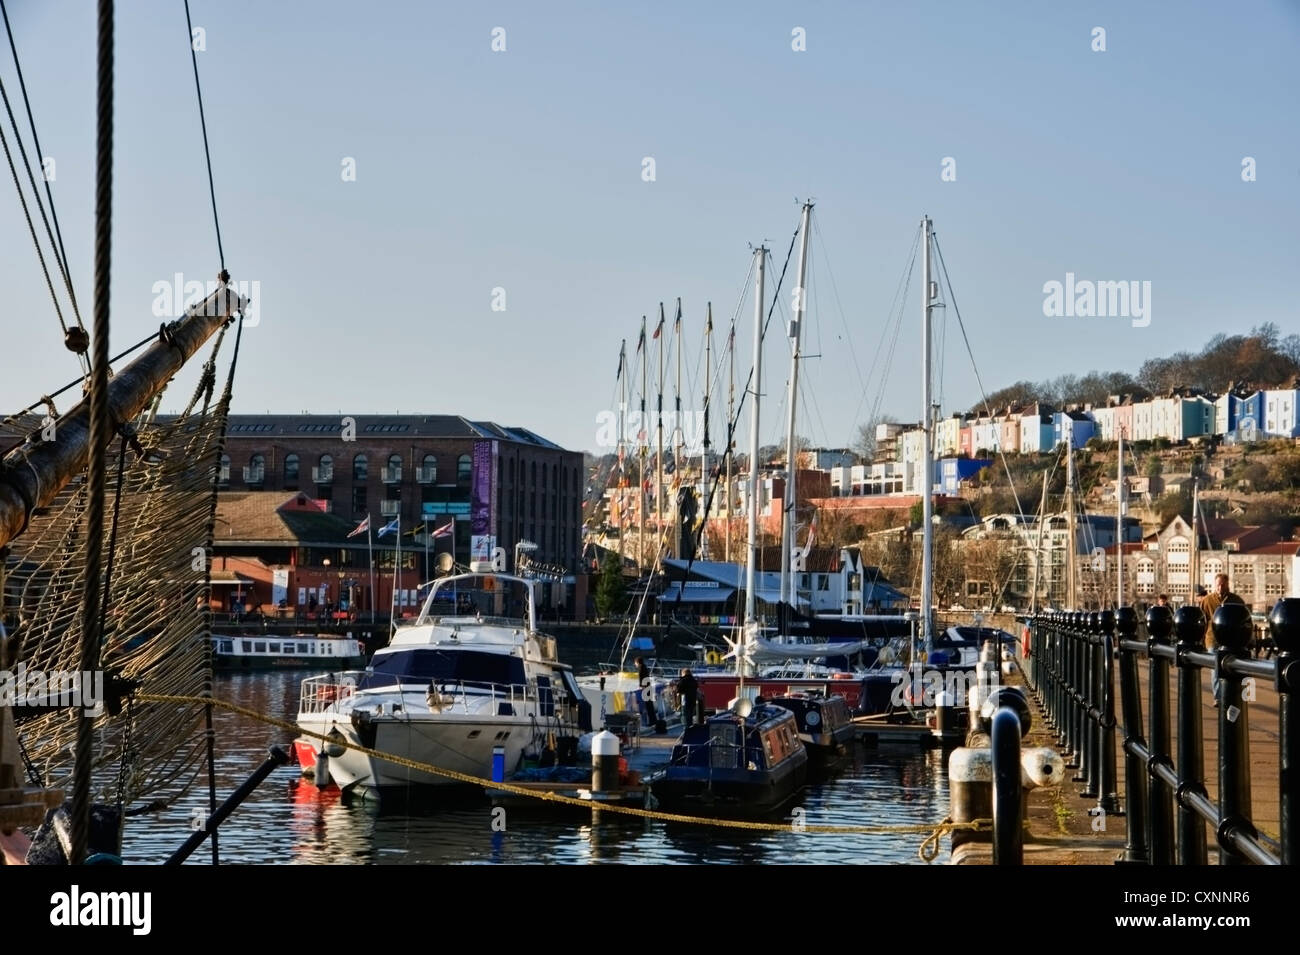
[{"x1": 126, "y1": 671, "x2": 951, "y2": 865}]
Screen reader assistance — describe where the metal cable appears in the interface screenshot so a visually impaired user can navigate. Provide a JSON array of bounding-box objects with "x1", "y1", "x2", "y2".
[{"x1": 183, "y1": 0, "x2": 224, "y2": 270}]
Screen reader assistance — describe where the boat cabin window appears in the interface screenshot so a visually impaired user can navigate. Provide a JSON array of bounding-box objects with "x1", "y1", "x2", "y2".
[
  {"x1": 253, "y1": 642, "x2": 266, "y2": 653},
  {"x1": 298, "y1": 643, "x2": 309, "y2": 653},
  {"x1": 361, "y1": 649, "x2": 526, "y2": 691},
  {"x1": 218, "y1": 640, "x2": 232, "y2": 654},
  {"x1": 268, "y1": 643, "x2": 280, "y2": 653}
]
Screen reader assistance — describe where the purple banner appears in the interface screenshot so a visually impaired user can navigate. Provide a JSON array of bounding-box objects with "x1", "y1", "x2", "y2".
[{"x1": 471, "y1": 440, "x2": 494, "y2": 538}]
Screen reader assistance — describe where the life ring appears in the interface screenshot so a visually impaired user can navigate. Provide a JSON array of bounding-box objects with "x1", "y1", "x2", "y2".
[{"x1": 705, "y1": 650, "x2": 722, "y2": 665}]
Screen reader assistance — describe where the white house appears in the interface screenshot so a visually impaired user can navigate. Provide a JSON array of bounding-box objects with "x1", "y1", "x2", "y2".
[{"x1": 1264, "y1": 388, "x2": 1300, "y2": 438}]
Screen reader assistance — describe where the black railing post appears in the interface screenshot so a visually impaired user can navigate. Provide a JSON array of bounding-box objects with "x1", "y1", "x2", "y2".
[
  {"x1": 1213, "y1": 602, "x2": 1256, "y2": 865},
  {"x1": 1116, "y1": 607, "x2": 1146, "y2": 862},
  {"x1": 1173, "y1": 605, "x2": 1208, "y2": 866},
  {"x1": 1099, "y1": 609, "x2": 1122, "y2": 814},
  {"x1": 1068, "y1": 611, "x2": 1083, "y2": 771},
  {"x1": 1270, "y1": 598, "x2": 1298, "y2": 866},
  {"x1": 1145, "y1": 604, "x2": 1175, "y2": 866},
  {"x1": 1081, "y1": 612, "x2": 1100, "y2": 797}
]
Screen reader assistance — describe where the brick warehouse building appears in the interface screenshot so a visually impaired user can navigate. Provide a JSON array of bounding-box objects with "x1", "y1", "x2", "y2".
[{"x1": 219, "y1": 414, "x2": 584, "y2": 574}]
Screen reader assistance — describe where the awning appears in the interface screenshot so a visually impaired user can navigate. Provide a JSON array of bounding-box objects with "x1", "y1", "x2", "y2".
[
  {"x1": 657, "y1": 586, "x2": 737, "y2": 604},
  {"x1": 210, "y1": 571, "x2": 253, "y2": 586}
]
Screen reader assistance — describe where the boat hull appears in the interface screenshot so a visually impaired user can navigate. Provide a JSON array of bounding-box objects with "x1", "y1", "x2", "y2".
[
  {"x1": 652, "y1": 756, "x2": 807, "y2": 817},
  {"x1": 297, "y1": 713, "x2": 534, "y2": 791}
]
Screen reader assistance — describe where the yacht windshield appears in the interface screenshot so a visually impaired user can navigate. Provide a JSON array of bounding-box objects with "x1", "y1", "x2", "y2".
[
  {"x1": 420, "y1": 574, "x2": 533, "y2": 623},
  {"x1": 360, "y1": 648, "x2": 526, "y2": 691}
]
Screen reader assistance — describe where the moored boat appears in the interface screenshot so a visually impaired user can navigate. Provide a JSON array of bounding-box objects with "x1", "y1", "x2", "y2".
[
  {"x1": 767, "y1": 691, "x2": 853, "y2": 775},
  {"x1": 212, "y1": 633, "x2": 366, "y2": 670},
  {"x1": 651, "y1": 699, "x2": 807, "y2": 817}
]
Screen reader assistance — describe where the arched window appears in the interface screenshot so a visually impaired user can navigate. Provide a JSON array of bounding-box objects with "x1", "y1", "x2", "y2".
[
  {"x1": 387, "y1": 453, "x2": 402, "y2": 481},
  {"x1": 422, "y1": 454, "x2": 437, "y2": 483},
  {"x1": 219, "y1": 453, "x2": 231, "y2": 485},
  {"x1": 284, "y1": 453, "x2": 299, "y2": 483},
  {"x1": 317, "y1": 454, "x2": 333, "y2": 482},
  {"x1": 353, "y1": 454, "x2": 368, "y2": 481},
  {"x1": 457, "y1": 454, "x2": 472, "y2": 484},
  {"x1": 246, "y1": 453, "x2": 265, "y2": 484}
]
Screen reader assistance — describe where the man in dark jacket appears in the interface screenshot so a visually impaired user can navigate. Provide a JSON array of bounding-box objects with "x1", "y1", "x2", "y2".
[{"x1": 677, "y1": 668, "x2": 699, "y2": 728}]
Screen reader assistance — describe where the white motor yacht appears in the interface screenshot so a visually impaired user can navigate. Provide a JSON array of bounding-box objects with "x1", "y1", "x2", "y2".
[{"x1": 295, "y1": 564, "x2": 590, "y2": 792}]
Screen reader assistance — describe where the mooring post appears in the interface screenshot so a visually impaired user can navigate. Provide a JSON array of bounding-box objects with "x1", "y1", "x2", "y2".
[
  {"x1": 1098, "y1": 609, "x2": 1121, "y2": 813},
  {"x1": 991, "y1": 705, "x2": 1023, "y2": 865}
]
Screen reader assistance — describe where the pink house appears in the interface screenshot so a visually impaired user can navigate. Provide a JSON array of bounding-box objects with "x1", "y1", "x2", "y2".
[{"x1": 959, "y1": 426, "x2": 973, "y2": 458}]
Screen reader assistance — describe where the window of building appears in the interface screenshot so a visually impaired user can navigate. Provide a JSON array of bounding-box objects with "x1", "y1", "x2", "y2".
[
  {"x1": 353, "y1": 454, "x2": 368, "y2": 481},
  {"x1": 387, "y1": 453, "x2": 402, "y2": 481},
  {"x1": 458, "y1": 454, "x2": 472, "y2": 485},
  {"x1": 317, "y1": 454, "x2": 333, "y2": 481},
  {"x1": 218, "y1": 453, "x2": 230, "y2": 486},
  {"x1": 352, "y1": 486, "x2": 367, "y2": 515},
  {"x1": 1266, "y1": 581, "x2": 1283, "y2": 595},
  {"x1": 1265, "y1": 562, "x2": 1282, "y2": 575},
  {"x1": 1238, "y1": 577, "x2": 1255, "y2": 593},
  {"x1": 422, "y1": 454, "x2": 437, "y2": 483},
  {"x1": 246, "y1": 453, "x2": 265, "y2": 485},
  {"x1": 284, "y1": 453, "x2": 299, "y2": 484}
]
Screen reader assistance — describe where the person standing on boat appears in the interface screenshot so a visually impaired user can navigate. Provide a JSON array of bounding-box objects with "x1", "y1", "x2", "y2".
[
  {"x1": 677, "y1": 668, "x2": 699, "y2": 729},
  {"x1": 635, "y1": 657, "x2": 657, "y2": 731}
]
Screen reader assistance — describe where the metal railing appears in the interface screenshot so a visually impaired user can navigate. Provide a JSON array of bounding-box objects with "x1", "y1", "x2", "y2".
[{"x1": 1027, "y1": 598, "x2": 1297, "y2": 865}]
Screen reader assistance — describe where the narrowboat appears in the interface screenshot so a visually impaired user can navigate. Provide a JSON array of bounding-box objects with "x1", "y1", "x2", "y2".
[
  {"x1": 212, "y1": 633, "x2": 366, "y2": 670},
  {"x1": 651, "y1": 699, "x2": 808, "y2": 817},
  {"x1": 767, "y1": 691, "x2": 854, "y2": 775}
]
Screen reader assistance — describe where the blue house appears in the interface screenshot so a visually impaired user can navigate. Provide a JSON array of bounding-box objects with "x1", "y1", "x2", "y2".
[
  {"x1": 1053, "y1": 410, "x2": 1096, "y2": 449},
  {"x1": 934, "y1": 457, "x2": 991, "y2": 494},
  {"x1": 1225, "y1": 390, "x2": 1264, "y2": 443}
]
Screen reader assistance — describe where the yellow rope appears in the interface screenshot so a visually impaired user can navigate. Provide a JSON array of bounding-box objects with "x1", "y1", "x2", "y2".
[{"x1": 140, "y1": 691, "x2": 987, "y2": 850}]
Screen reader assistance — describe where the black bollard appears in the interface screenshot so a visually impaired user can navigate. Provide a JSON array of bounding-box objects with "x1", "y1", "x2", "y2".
[
  {"x1": 1098, "y1": 609, "x2": 1122, "y2": 814},
  {"x1": 1173, "y1": 605, "x2": 1208, "y2": 866},
  {"x1": 1269, "y1": 598, "x2": 1298, "y2": 865},
  {"x1": 1116, "y1": 607, "x2": 1147, "y2": 862},
  {"x1": 991, "y1": 705, "x2": 1023, "y2": 865},
  {"x1": 1213, "y1": 602, "x2": 1256, "y2": 865},
  {"x1": 1145, "y1": 604, "x2": 1176, "y2": 866}
]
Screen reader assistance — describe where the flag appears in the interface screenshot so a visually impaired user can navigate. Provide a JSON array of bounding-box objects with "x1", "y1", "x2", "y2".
[
  {"x1": 806, "y1": 510, "x2": 818, "y2": 550},
  {"x1": 433, "y1": 521, "x2": 454, "y2": 539},
  {"x1": 377, "y1": 518, "x2": 399, "y2": 537},
  {"x1": 347, "y1": 515, "x2": 370, "y2": 538},
  {"x1": 635, "y1": 323, "x2": 646, "y2": 354},
  {"x1": 652, "y1": 317, "x2": 664, "y2": 340}
]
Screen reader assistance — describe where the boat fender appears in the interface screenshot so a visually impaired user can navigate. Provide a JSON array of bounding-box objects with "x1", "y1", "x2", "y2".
[
  {"x1": 705, "y1": 651, "x2": 722, "y2": 665},
  {"x1": 805, "y1": 710, "x2": 820, "y2": 726}
]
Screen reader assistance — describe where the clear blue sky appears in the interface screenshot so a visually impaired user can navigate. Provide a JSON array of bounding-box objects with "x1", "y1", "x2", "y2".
[{"x1": 2, "y1": 0, "x2": 1297, "y2": 455}]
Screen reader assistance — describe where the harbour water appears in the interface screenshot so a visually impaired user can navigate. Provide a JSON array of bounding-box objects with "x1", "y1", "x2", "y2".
[{"x1": 125, "y1": 671, "x2": 951, "y2": 865}]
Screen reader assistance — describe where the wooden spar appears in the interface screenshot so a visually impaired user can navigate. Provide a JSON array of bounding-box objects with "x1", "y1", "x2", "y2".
[{"x1": 0, "y1": 284, "x2": 248, "y2": 551}]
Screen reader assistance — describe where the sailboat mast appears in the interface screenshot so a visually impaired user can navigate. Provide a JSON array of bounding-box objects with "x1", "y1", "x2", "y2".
[
  {"x1": 673, "y1": 298, "x2": 683, "y2": 558},
  {"x1": 745, "y1": 247, "x2": 766, "y2": 629},
  {"x1": 639, "y1": 315, "x2": 648, "y2": 570},
  {"x1": 1192, "y1": 477, "x2": 1200, "y2": 594},
  {"x1": 1117, "y1": 427, "x2": 1124, "y2": 608},
  {"x1": 726, "y1": 320, "x2": 736, "y2": 564},
  {"x1": 1066, "y1": 435, "x2": 1077, "y2": 609},
  {"x1": 618, "y1": 339, "x2": 627, "y2": 566},
  {"x1": 920, "y1": 216, "x2": 934, "y2": 655},
  {"x1": 781, "y1": 201, "x2": 813, "y2": 607},
  {"x1": 656, "y1": 302, "x2": 665, "y2": 563},
  {"x1": 1031, "y1": 469, "x2": 1048, "y2": 612},
  {"x1": 702, "y1": 303, "x2": 713, "y2": 556}
]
